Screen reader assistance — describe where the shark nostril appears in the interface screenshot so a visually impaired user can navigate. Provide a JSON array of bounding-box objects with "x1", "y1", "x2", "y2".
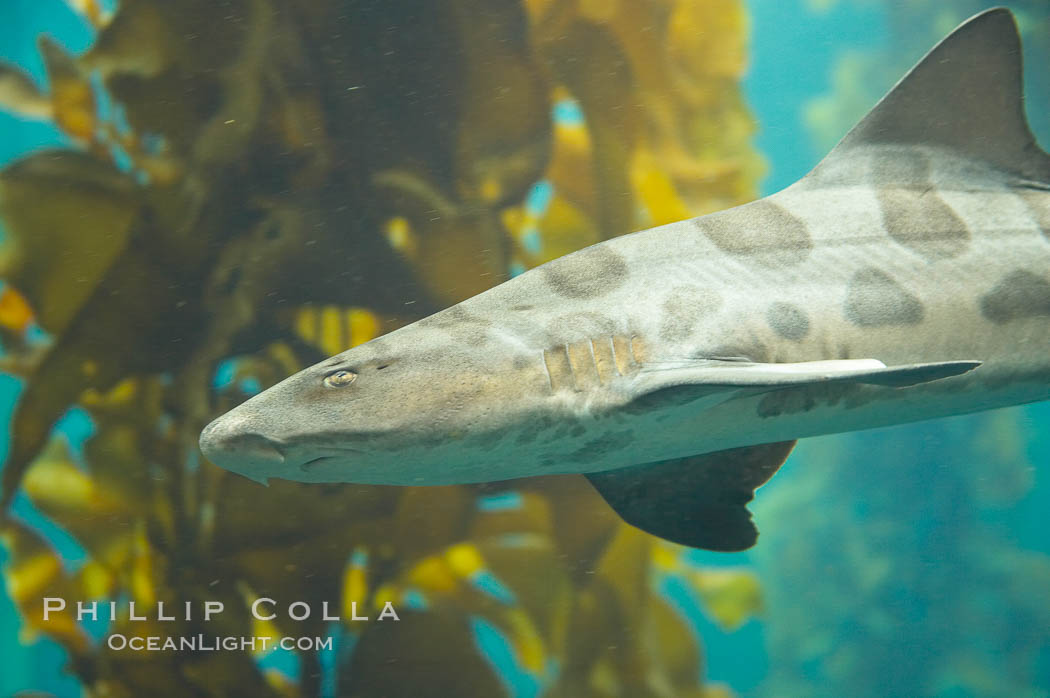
[
  {"x1": 200, "y1": 419, "x2": 285, "y2": 465},
  {"x1": 224, "y1": 433, "x2": 286, "y2": 463}
]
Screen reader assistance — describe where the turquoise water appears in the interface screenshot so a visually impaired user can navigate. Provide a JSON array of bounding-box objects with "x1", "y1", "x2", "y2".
[
  {"x1": 2, "y1": 1, "x2": 1049, "y2": 696},
  {"x1": 742, "y1": 2, "x2": 1050, "y2": 695}
]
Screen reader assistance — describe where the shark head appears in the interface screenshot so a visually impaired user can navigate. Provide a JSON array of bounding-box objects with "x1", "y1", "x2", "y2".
[{"x1": 199, "y1": 316, "x2": 553, "y2": 486}]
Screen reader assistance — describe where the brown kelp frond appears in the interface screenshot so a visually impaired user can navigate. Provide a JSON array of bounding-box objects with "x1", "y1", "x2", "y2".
[
  {"x1": 0, "y1": 0, "x2": 762, "y2": 694},
  {"x1": 0, "y1": 62, "x2": 52, "y2": 121}
]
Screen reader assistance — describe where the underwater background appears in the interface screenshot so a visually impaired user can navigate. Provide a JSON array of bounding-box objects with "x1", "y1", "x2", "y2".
[{"x1": 0, "y1": 0, "x2": 1047, "y2": 696}]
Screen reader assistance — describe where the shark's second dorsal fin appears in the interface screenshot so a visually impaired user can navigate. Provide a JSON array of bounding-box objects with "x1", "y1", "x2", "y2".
[{"x1": 811, "y1": 8, "x2": 1050, "y2": 184}]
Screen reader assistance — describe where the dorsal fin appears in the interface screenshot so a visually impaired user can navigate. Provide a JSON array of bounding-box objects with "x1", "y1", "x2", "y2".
[{"x1": 812, "y1": 8, "x2": 1050, "y2": 183}]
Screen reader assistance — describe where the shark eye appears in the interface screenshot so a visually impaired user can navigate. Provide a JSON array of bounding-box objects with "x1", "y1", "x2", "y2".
[{"x1": 324, "y1": 370, "x2": 357, "y2": 388}]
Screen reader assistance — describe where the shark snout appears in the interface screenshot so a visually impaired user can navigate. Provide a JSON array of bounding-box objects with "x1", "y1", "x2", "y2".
[{"x1": 199, "y1": 414, "x2": 285, "y2": 483}]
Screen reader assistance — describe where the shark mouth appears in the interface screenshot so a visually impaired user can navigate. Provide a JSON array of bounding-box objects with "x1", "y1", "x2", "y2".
[
  {"x1": 300, "y1": 456, "x2": 333, "y2": 471},
  {"x1": 298, "y1": 449, "x2": 368, "y2": 472}
]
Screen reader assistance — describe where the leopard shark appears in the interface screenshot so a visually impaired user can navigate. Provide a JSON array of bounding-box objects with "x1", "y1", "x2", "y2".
[{"x1": 200, "y1": 8, "x2": 1050, "y2": 551}]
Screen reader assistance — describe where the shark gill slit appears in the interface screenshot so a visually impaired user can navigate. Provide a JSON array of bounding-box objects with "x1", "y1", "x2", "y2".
[
  {"x1": 541, "y1": 345, "x2": 574, "y2": 393},
  {"x1": 540, "y1": 349, "x2": 554, "y2": 392},
  {"x1": 611, "y1": 335, "x2": 634, "y2": 376},
  {"x1": 543, "y1": 335, "x2": 641, "y2": 393},
  {"x1": 590, "y1": 337, "x2": 617, "y2": 384},
  {"x1": 586, "y1": 338, "x2": 602, "y2": 386},
  {"x1": 566, "y1": 340, "x2": 601, "y2": 392},
  {"x1": 630, "y1": 335, "x2": 648, "y2": 365}
]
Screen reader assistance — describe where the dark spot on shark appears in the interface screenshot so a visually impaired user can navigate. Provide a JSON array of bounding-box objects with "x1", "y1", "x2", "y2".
[
  {"x1": 659, "y1": 286, "x2": 722, "y2": 342},
  {"x1": 978, "y1": 364, "x2": 1050, "y2": 392},
  {"x1": 878, "y1": 188, "x2": 970, "y2": 259},
  {"x1": 551, "y1": 416, "x2": 586, "y2": 440},
  {"x1": 704, "y1": 340, "x2": 770, "y2": 364},
  {"x1": 625, "y1": 384, "x2": 719, "y2": 414},
  {"x1": 766, "y1": 302, "x2": 809, "y2": 341},
  {"x1": 757, "y1": 383, "x2": 861, "y2": 418},
  {"x1": 979, "y1": 270, "x2": 1050, "y2": 323},
  {"x1": 418, "y1": 305, "x2": 492, "y2": 345},
  {"x1": 516, "y1": 428, "x2": 540, "y2": 446},
  {"x1": 542, "y1": 245, "x2": 628, "y2": 299},
  {"x1": 473, "y1": 428, "x2": 506, "y2": 452},
  {"x1": 695, "y1": 200, "x2": 812, "y2": 267},
  {"x1": 844, "y1": 268, "x2": 924, "y2": 326},
  {"x1": 1019, "y1": 190, "x2": 1050, "y2": 241},
  {"x1": 516, "y1": 415, "x2": 557, "y2": 446},
  {"x1": 567, "y1": 430, "x2": 634, "y2": 465}
]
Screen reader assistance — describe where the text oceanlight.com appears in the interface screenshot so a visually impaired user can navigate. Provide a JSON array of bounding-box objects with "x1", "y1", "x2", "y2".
[
  {"x1": 108, "y1": 634, "x2": 336, "y2": 652},
  {"x1": 42, "y1": 597, "x2": 400, "y2": 652}
]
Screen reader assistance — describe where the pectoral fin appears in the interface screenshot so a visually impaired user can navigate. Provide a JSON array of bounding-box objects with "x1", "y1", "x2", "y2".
[
  {"x1": 636, "y1": 357, "x2": 980, "y2": 390},
  {"x1": 586, "y1": 440, "x2": 796, "y2": 551},
  {"x1": 625, "y1": 358, "x2": 981, "y2": 411}
]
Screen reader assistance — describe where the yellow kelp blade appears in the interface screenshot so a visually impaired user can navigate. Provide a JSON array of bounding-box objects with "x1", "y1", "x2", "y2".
[
  {"x1": 0, "y1": 520, "x2": 90, "y2": 653},
  {"x1": 22, "y1": 437, "x2": 136, "y2": 572},
  {"x1": 0, "y1": 0, "x2": 762, "y2": 695},
  {"x1": 546, "y1": 88, "x2": 595, "y2": 205},
  {"x1": 472, "y1": 539, "x2": 572, "y2": 674},
  {"x1": 2, "y1": 222, "x2": 208, "y2": 509},
  {"x1": 505, "y1": 192, "x2": 602, "y2": 269},
  {"x1": 653, "y1": 543, "x2": 763, "y2": 631},
  {"x1": 213, "y1": 477, "x2": 402, "y2": 554},
  {"x1": 74, "y1": 558, "x2": 114, "y2": 599},
  {"x1": 0, "y1": 282, "x2": 36, "y2": 335},
  {"x1": 0, "y1": 282, "x2": 44, "y2": 374},
  {"x1": 0, "y1": 62, "x2": 52, "y2": 120},
  {"x1": 240, "y1": 588, "x2": 287, "y2": 656},
  {"x1": 539, "y1": 22, "x2": 640, "y2": 241},
  {"x1": 262, "y1": 668, "x2": 300, "y2": 698},
  {"x1": 689, "y1": 567, "x2": 763, "y2": 631},
  {"x1": 647, "y1": 595, "x2": 706, "y2": 694},
  {"x1": 631, "y1": 145, "x2": 695, "y2": 227},
  {"x1": 383, "y1": 485, "x2": 474, "y2": 558},
  {"x1": 373, "y1": 538, "x2": 566, "y2": 685},
  {"x1": 0, "y1": 150, "x2": 139, "y2": 334},
  {"x1": 584, "y1": 525, "x2": 659, "y2": 693},
  {"x1": 341, "y1": 546, "x2": 371, "y2": 621},
  {"x1": 62, "y1": 0, "x2": 110, "y2": 29},
  {"x1": 291, "y1": 306, "x2": 392, "y2": 357},
  {"x1": 38, "y1": 36, "x2": 97, "y2": 143},
  {"x1": 79, "y1": 377, "x2": 164, "y2": 513},
  {"x1": 468, "y1": 489, "x2": 554, "y2": 541},
  {"x1": 81, "y1": 0, "x2": 181, "y2": 81},
  {"x1": 448, "y1": 0, "x2": 550, "y2": 207},
  {"x1": 341, "y1": 608, "x2": 506, "y2": 698},
  {"x1": 101, "y1": 632, "x2": 282, "y2": 698},
  {"x1": 373, "y1": 169, "x2": 513, "y2": 306}
]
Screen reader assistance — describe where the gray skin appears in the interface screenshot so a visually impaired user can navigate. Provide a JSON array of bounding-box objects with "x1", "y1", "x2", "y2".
[{"x1": 201, "y1": 9, "x2": 1050, "y2": 497}]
